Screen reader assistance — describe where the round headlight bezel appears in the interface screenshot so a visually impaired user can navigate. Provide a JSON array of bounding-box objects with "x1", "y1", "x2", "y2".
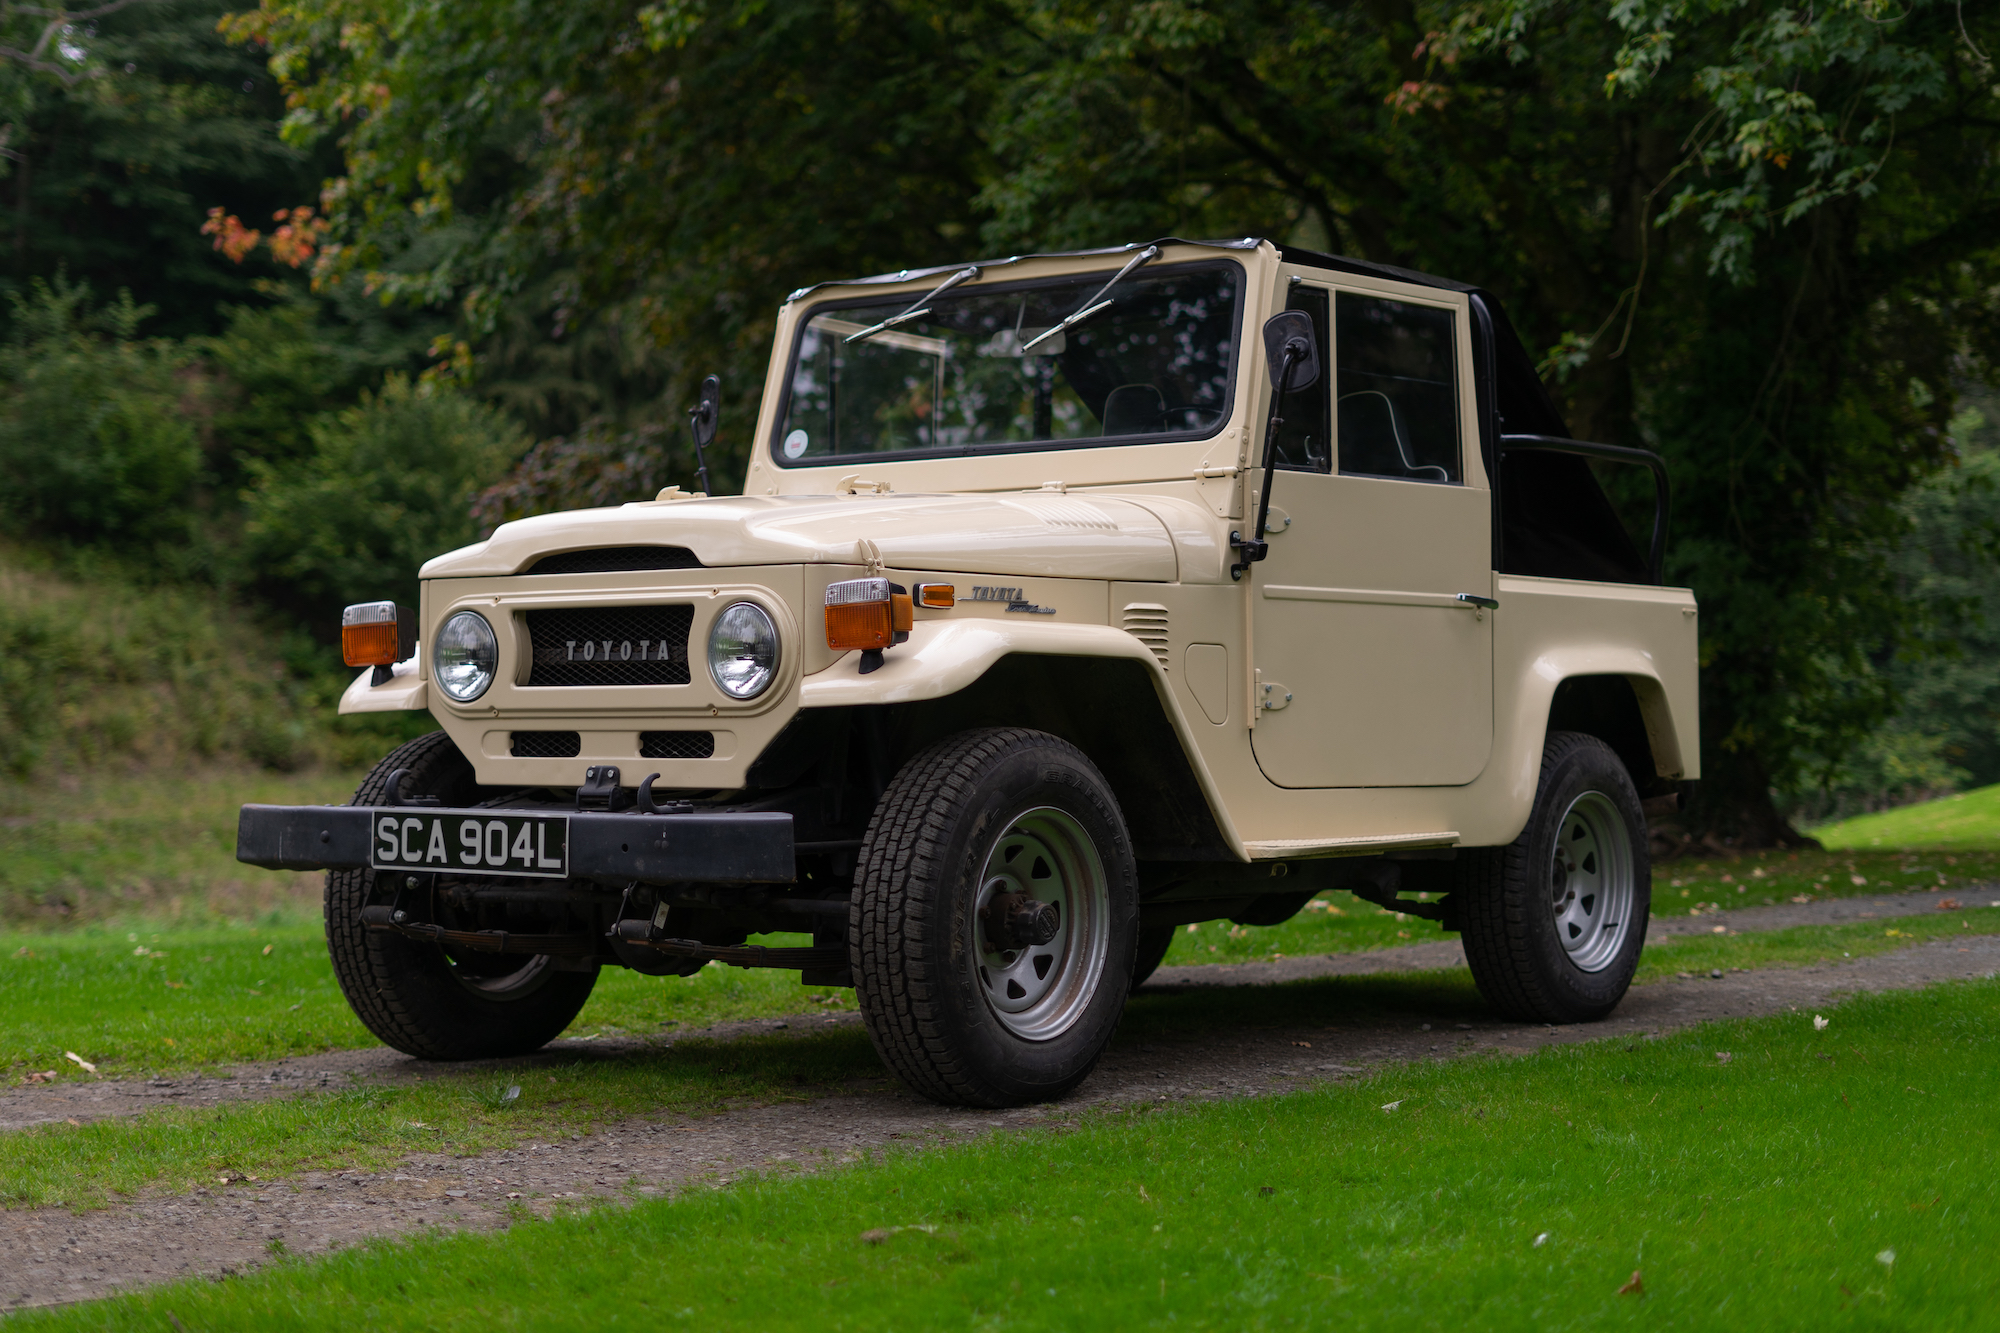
[
  {"x1": 707, "y1": 601, "x2": 781, "y2": 700},
  {"x1": 433, "y1": 609, "x2": 499, "y2": 703}
]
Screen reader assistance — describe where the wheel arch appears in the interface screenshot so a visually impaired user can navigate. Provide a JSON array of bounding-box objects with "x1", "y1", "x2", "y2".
[
  {"x1": 1546, "y1": 672, "x2": 1683, "y2": 798},
  {"x1": 792, "y1": 621, "x2": 1243, "y2": 861}
]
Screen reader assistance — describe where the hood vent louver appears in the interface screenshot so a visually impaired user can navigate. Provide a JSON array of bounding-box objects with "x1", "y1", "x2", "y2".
[
  {"x1": 525, "y1": 546, "x2": 703, "y2": 576},
  {"x1": 1121, "y1": 603, "x2": 1171, "y2": 670}
]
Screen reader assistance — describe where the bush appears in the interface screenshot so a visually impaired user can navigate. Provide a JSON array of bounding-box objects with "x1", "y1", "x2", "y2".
[
  {"x1": 470, "y1": 420, "x2": 692, "y2": 530},
  {"x1": 242, "y1": 375, "x2": 528, "y2": 617},
  {"x1": 1780, "y1": 399, "x2": 2000, "y2": 823},
  {"x1": 0, "y1": 276, "x2": 202, "y2": 548},
  {"x1": 0, "y1": 549, "x2": 318, "y2": 778}
]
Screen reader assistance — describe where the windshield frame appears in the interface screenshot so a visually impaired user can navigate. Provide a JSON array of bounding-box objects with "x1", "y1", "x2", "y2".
[{"x1": 768, "y1": 257, "x2": 1247, "y2": 469}]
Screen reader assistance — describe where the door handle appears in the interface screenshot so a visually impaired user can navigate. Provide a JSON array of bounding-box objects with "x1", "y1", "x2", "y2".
[{"x1": 1455, "y1": 594, "x2": 1499, "y2": 610}]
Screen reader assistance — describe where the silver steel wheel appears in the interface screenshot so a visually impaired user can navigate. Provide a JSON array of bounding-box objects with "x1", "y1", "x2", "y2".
[
  {"x1": 973, "y1": 807, "x2": 1111, "y2": 1041},
  {"x1": 1550, "y1": 790, "x2": 1636, "y2": 972}
]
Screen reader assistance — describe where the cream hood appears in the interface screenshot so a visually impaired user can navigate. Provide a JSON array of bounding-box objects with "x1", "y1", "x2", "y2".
[{"x1": 420, "y1": 491, "x2": 1193, "y2": 583}]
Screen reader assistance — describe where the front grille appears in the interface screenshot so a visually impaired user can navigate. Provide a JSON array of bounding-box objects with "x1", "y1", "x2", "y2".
[
  {"x1": 510, "y1": 731, "x2": 581, "y2": 758},
  {"x1": 641, "y1": 731, "x2": 716, "y2": 759},
  {"x1": 525, "y1": 546, "x2": 703, "y2": 575},
  {"x1": 524, "y1": 606, "x2": 694, "y2": 686},
  {"x1": 1122, "y1": 603, "x2": 1171, "y2": 669}
]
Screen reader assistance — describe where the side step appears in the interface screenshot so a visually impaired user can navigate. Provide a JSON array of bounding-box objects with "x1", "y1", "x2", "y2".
[{"x1": 1243, "y1": 831, "x2": 1458, "y2": 860}]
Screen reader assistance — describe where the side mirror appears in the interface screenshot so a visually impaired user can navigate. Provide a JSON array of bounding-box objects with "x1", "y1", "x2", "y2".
[
  {"x1": 1260, "y1": 311, "x2": 1321, "y2": 393},
  {"x1": 687, "y1": 373, "x2": 721, "y2": 495},
  {"x1": 689, "y1": 374, "x2": 721, "y2": 450}
]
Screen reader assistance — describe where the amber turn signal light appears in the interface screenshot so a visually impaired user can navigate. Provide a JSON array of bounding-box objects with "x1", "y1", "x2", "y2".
[
  {"x1": 342, "y1": 601, "x2": 414, "y2": 668},
  {"x1": 826, "y1": 578, "x2": 892, "y2": 650},
  {"x1": 826, "y1": 601, "x2": 892, "y2": 651},
  {"x1": 826, "y1": 578, "x2": 914, "y2": 652},
  {"x1": 915, "y1": 582, "x2": 955, "y2": 609}
]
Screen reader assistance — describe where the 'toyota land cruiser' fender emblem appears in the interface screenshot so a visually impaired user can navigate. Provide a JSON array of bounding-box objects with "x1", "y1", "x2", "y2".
[{"x1": 971, "y1": 586, "x2": 1056, "y2": 615}]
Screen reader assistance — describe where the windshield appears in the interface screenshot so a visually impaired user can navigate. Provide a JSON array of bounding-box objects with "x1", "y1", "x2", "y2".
[{"x1": 775, "y1": 261, "x2": 1242, "y2": 464}]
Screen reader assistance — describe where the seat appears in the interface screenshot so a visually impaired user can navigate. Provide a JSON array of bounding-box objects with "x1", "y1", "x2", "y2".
[{"x1": 1101, "y1": 384, "x2": 1166, "y2": 437}]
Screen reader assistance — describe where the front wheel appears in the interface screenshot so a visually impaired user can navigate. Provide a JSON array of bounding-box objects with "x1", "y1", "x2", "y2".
[
  {"x1": 1458, "y1": 731, "x2": 1650, "y2": 1023},
  {"x1": 851, "y1": 728, "x2": 1139, "y2": 1106},
  {"x1": 325, "y1": 731, "x2": 599, "y2": 1061}
]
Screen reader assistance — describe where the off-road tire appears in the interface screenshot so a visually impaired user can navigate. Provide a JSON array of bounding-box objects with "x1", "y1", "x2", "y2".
[
  {"x1": 324, "y1": 731, "x2": 598, "y2": 1060},
  {"x1": 1131, "y1": 924, "x2": 1177, "y2": 988},
  {"x1": 851, "y1": 728, "x2": 1139, "y2": 1107},
  {"x1": 1458, "y1": 730, "x2": 1650, "y2": 1023}
]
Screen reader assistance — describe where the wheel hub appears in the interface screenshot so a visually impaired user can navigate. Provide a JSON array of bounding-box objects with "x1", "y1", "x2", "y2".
[
  {"x1": 1547, "y1": 790, "x2": 1636, "y2": 973},
  {"x1": 984, "y1": 892, "x2": 1060, "y2": 948},
  {"x1": 973, "y1": 808, "x2": 1110, "y2": 1041}
]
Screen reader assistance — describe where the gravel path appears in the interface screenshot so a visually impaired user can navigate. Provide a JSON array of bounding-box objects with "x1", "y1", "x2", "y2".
[{"x1": 4, "y1": 886, "x2": 1998, "y2": 1313}]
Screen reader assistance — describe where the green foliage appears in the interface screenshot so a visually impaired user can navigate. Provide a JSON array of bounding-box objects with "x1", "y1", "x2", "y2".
[
  {"x1": 0, "y1": 275, "x2": 202, "y2": 547},
  {"x1": 0, "y1": 0, "x2": 326, "y2": 340},
  {"x1": 0, "y1": 547, "x2": 326, "y2": 780},
  {"x1": 242, "y1": 376, "x2": 529, "y2": 613},
  {"x1": 470, "y1": 421, "x2": 693, "y2": 529},
  {"x1": 231, "y1": 0, "x2": 2000, "y2": 841},
  {"x1": 231, "y1": 0, "x2": 1001, "y2": 486},
  {"x1": 1781, "y1": 401, "x2": 2000, "y2": 819}
]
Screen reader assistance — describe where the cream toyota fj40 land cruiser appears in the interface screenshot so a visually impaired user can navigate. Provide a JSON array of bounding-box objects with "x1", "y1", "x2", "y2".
[{"x1": 238, "y1": 238, "x2": 1696, "y2": 1108}]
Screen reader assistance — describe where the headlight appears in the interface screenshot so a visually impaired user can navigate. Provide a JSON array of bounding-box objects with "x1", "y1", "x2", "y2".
[
  {"x1": 433, "y1": 610, "x2": 498, "y2": 702},
  {"x1": 707, "y1": 602, "x2": 779, "y2": 699}
]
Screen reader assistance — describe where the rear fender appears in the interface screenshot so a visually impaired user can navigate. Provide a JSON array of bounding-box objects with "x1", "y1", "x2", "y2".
[{"x1": 1489, "y1": 645, "x2": 1694, "y2": 843}]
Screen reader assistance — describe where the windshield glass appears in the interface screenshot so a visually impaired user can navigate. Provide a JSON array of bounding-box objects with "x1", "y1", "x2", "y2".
[{"x1": 775, "y1": 261, "x2": 1241, "y2": 464}]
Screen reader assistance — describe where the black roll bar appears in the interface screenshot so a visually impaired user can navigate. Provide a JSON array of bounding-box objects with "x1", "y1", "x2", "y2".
[{"x1": 1498, "y1": 434, "x2": 1672, "y2": 585}]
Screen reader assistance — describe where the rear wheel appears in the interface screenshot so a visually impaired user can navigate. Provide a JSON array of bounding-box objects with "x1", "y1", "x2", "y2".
[
  {"x1": 851, "y1": 728, "x2": 1138, "y2": 1107},
  {"x1": 1458, "y1": 731, "x2": 1650, "y2": 1023},
  {"x1": 324, "y1": 731, "x2": 598, "y2": 1061}
]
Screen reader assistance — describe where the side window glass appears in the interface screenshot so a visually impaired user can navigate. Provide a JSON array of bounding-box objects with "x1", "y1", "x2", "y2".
[
  {"x1": 1335, "y1": 294, "x2": 1460, "y2": 484},
  {"x1": 1272, "y1": 286, "x2": 1331, "y2": 473}
]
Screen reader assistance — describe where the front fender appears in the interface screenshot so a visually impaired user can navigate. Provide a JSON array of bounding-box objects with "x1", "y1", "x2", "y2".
[
  {"x1": 338, "y1": 645, "x2": 428, "y2": 714},
  {"x1": 799, "y1": 619, "x2": 1248, "y2": 857}
]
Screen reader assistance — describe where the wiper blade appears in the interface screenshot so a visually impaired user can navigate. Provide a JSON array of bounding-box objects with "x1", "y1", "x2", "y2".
[
  {"x1": 844, "y1": 265, "x2": 982, "y2": 344},
  {"x1": 1020, "y1": 244, "x2": 1160, "y2": 352}
]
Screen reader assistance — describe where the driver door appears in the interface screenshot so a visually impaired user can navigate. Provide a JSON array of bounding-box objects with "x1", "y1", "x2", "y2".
[{"x1": 1250, "y1": 274, "x2": 1494, "y2": 788}]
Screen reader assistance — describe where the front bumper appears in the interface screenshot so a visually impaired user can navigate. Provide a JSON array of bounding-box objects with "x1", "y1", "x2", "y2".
[{"x1": 235, "y1": 804, "x2": 796, "y2": 884}]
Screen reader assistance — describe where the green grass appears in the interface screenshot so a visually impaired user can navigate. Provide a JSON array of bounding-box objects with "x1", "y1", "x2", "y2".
[
  {"x1": 1156, "y1": 889, "x2": 1443, "y2": 966},
  {"x1": 1635, "y1": 902, "x2": 2000, "y2": 980},
  {"x1": 2, "y1": 920, "x2": 860, "y2": 1080},
  {"x1": 20, "y1": 979, "x2": 1998, "y2": 1330},
  {"x1": 0, "y1": 768, "x2": 355, "y2": 929},
  {"x1": 16, "y1": 908, "x2": 1998, "y2": 1211},
  {"x1": 1653, "y1": 845, "x2": 2000, "y2": 913},
  {"x1": 1811, "y1": 781, "x2": 2000, "y2": 851},
  {"x1": 15, "y1": 879, "x2": 1998, "y2": 1082},
  {"x1": 0, "y1": 1026, "x2": 889, "y2": 1210}
]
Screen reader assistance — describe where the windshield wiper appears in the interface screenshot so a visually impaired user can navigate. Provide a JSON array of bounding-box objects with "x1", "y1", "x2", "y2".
[
  {"x1": 1019, "y1": 244, "x2": 1161, "y2": 353},
  {"x1": 844, "y1": 265, "x2": 983, "y2": 344}
]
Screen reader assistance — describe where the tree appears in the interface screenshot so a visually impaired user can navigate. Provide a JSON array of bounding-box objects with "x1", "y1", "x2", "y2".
[
  {"x1": 0, "y1": 0, "x2": 326, "y2": 337},
  {"x1": 235, "y1": 0, "x2": 2000, "y2": 841}
]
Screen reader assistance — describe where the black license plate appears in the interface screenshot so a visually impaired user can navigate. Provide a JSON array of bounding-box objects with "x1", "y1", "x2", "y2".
[{"x1": 369, "y1": 811, "x2": 570, "y2": 879}]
